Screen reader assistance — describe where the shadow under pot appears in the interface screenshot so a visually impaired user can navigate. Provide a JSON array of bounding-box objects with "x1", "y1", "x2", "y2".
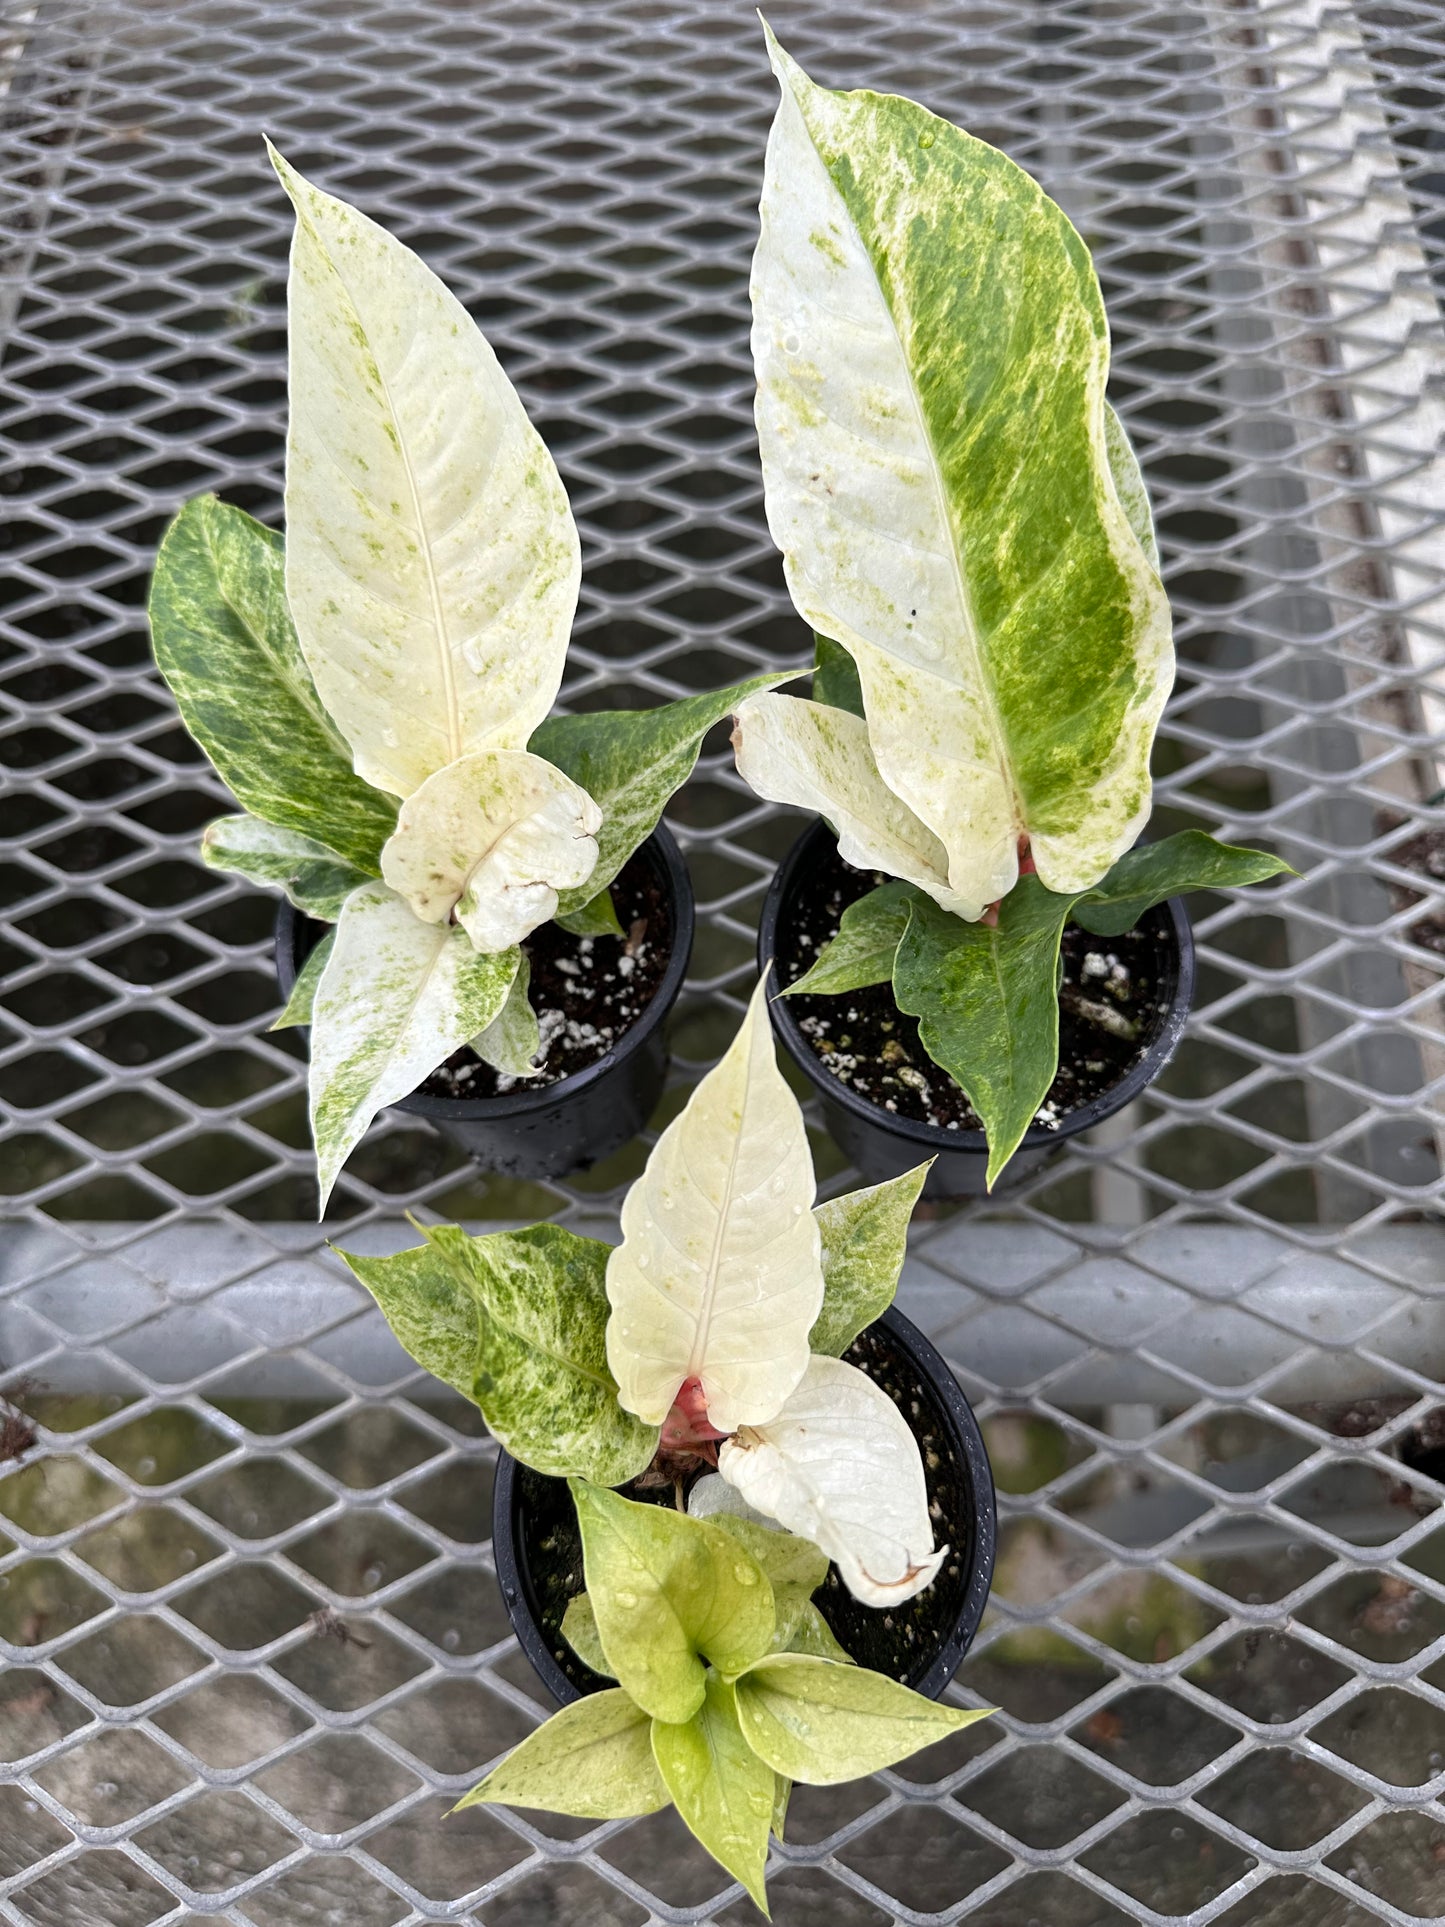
[
  {"x1": 274, "y1": 824, "x2": 694, "y2": 1182},
  {"x1": 493, "y1": 1304, "x2": 996, "y2": 1706},
  {"x1": 757, "y1": 818, "x2": 1195, "y2": 1202}
]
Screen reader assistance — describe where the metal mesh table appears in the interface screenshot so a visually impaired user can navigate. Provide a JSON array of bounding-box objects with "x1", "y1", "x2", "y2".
[{"x1": 2, "y1": 1, "x2": 1444, "y2": 1921}]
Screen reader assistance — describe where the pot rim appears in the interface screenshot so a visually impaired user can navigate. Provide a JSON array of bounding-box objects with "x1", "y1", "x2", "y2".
[
  {"x1": 756, "y1": 816, "x2": 1195, "y2": 1158},
  {"x1": 492, "y1": 1302, "x2": 997, "y2": 1706},
  {"x1": 274, "y1": 820, "x2": 694, "y2": 1122}
]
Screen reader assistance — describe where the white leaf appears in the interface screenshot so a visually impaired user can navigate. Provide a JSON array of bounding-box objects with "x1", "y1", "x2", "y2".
[
  {"x1": 686, "y1": 1473, "x2": 776, "y2": 1530},
  {"x1": 750, "y1": 35, "x2": 1172, "y2": 912},
  {"x1": 272, "y1": 146, "x2": 580, "y2": 799},
  {"x1": 718, "y1": 1355, "x2": 946, "y2": 1608},
  {"x1": 309, "y1": 882, "x2": 519, "y2": 1210},
  {"x1": 379, "y1": 748, "x2": 601, "y2": 953},
  {"x1": 605, "y1": 979, "x2": 823, "y2": 1433},
  {"x1": 731, "y1": 692, "x2": 972, "y2": 916}
]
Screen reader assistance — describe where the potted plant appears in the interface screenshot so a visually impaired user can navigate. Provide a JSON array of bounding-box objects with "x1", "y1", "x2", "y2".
[
  {"x1": 148, "y1": 147, "x2": 782, "y2": 1207},
  {"x1": 338, "y1": 981, "x2": 995, "y2": 1910},
  {"x1": 732, "y1": 30, "x2": 1292, "y2": 1196}
]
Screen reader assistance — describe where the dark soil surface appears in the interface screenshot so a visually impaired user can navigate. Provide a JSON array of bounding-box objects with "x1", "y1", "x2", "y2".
[
  {"x1": 777, "y1": 841, "x2": 1170, "y2": 1134},
  {"x1": 511, "y1": 1318, "x2": 975, "y2": 1697}
]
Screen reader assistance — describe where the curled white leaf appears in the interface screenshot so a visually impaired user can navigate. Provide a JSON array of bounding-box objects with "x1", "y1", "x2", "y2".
[
  {"x1": 732, "y1": 693, "x2": 973, "y2": 917},
  {"x1": 605, "y1": 979, "x2": 823, "y2": 1433},
  {"x1": 686, "y1": 1473, "x2": 776, "y2": 1530},
  {"x1": 380, "y1": 749, "x2": 601, "y2": 954},
  {"x1": 718, "y1": 1355, "x2": 946, "y2": 1607}
]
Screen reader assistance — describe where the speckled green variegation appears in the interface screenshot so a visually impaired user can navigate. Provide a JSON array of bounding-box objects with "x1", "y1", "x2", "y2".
[
  {"x1": 750, "y1": 30, "x2": 1174, "y2": 918},
  {"x1": 201, "y1": 815, "x2": 370, "y2": 921}
]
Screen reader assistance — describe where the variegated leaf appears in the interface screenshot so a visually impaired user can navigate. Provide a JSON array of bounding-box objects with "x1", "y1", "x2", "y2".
[
  {"x1": 651, "y1": 1674, "x2": 774, "y2": 1912},
  {"x1": 735, "y1": 1653, "x2": 991, "y2": 1785},
  {"x1": 457, "y1": 1689, "x2": 668, "y2": 1819},
  {"x1": 810, "y1": 1162, "x2": 931, "y2": 1355},
  {"x1": 750, "y1": 31, "x2": 1173, "y2": 916},
  {"x1": 149, "y1": 495, "x2": 397, "y2": 867},
  {"x1": 732, "y1": 693, "x2": 969, "y2": 915},
  {"x1": 202, "y1": 814, "x2": 371, "y2": 921},
  {"x1": 308, "y1": 883, "x2": 519, "y2": 1210},
  {"x1": 272, "y1": 146, "x2": 580, "y2": 798},
  {"x1": 470, "y1": 954, "x2": 541, "y2": 1077},
  {"x1": 532, "y1": 673, "x2": 790, "y2": 915},
  {"x1": 605, "y1": 978, "x2": 823, "y2": 1433},
  {"x1": 718, "y1": 1354, "x2": 945, "y2": 1608},
  {"x1": 379, "y1": 749, "x2": 601, "y2": 953},
  {"x1": 272, "y1": 930, "x2": 333, "y2": 1031},
  {"x1": 783, "y1": 879, "x2": 915, "y2": 998}
]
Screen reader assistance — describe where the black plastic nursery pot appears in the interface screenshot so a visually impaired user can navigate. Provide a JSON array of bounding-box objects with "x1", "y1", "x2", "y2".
[
  {"x1": 492, "y1": 1304, "x2": 997, "y2": 1706},
  {"x1": 758, "y1": 818, "x2": 1195, "y2": 1201},
  {"x1": 274, "y1": 824, "x2": 693, "y2": 1182}
]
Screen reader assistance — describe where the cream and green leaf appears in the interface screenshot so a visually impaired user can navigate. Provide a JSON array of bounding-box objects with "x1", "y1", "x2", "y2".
[
  {"x1": 651, "y1": 1674, "x2": 775, "y2": 1912},
  {"x1": 307, "y1": 883, "x2": 520, "y2": 1211},
  {"x1": 201, "y1": 815, "x2": 371, "y2": 921},
  {"x1": 456, "y1": 1688, "x2": 668, "y2": 1820},
  {"x1": 338, "y1": 1224, "x2": 657, "y2": 1485},
  {"x1": 149, "y1": 495, "x2": 397, "y2": 868},
  {"x1": 810, "y1": 1162, "x2": 931, "y2": 1355},
  {"x1": 272, "y1": 931, "x2": 334, "y2": 1031},
  {"x1": 734, "y1": 1652, "x2": 992, "y2": 1784},
  {"x1": 271, "y1": 144, "x2": 580, "y2": 802},
  {"x1": 469, "y1": 954, "x2": 542, "y2": 1077},
  {"x1": 749, "y1": 30, "x2": 1174, "y2": 917}
]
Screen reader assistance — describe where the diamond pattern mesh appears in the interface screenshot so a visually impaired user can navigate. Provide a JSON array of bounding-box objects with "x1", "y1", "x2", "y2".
[{"x1": 1, "y1": 1, "x2": 1443, "y2": 1921}]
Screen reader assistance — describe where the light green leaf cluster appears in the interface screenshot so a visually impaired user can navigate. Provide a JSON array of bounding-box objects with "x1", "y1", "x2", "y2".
[
  {"x1": 337, "y1": 1224, "x2": 658, "y2": 1484},
  {"x1": 464, "y1": 1489, "x2": 992, "y2": 1912}
]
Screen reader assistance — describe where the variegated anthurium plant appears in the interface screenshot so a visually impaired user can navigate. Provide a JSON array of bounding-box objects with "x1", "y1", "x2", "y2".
[
  {"x1": 731, "y1": 29, "x2": 1292, "y2": 1186},
  {"x1": 148, "y1": 149, "x2": 784, "y2": 1211},
  {"x1": 336, "y1": 982, "x2": 990, "y2": 1908}
]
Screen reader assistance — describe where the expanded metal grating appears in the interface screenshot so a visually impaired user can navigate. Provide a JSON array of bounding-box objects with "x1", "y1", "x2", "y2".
[{"x1": 1, "y1": 0, "x2": 1444, "y2": 1921}]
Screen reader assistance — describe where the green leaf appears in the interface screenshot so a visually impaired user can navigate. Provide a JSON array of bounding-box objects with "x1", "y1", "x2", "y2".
[
  {"x1": 470, "y1": 954, "x2": 541, "y2": 1079},
  {"x1": 751, "y1": 32, "x2": 1173, "y2": 917},
  {"x1": 777, "y1": 1598, "x2": 853, "y2": 1664},
  {"x1": 556, "y1": 887, "x2": 625, "y2": 939},
  {"x1": 532, "y1": 674, "x2": 789, "y2": 914},
  {"x1": 270, "y1": 145, "x2": 580, "y2": 800},
  {"x1": 734, "y1": 1654, "x2": 992, "y2": 1785},
  {"x1": 703, "y1": 1516, "x2": 830, "y2": 1598},
  {"x1": 893, "y1": 832, "x2": 1291, "y2": 1186},
  {"x1": 772, "y1": 1772, "x2": 791, "y2": 1842},
  {"x1": 561, "y1": 1593, "x2": 614, "y2": 1678},
  {"x1": 1074, "y1": 830, "x2": 1291, "y2": 939},
  {"x1": 202, "y1": 814, "x2": 371, "y2": 921},
  {"x1": 651, "y1": 1674, "x2": 775, "y2": 1915},
  {"x1": 456, "y1": 1688, "x2": 667, "y2": 1819},
  {"x1": 570, "y1": 1483, "x2": 776, "y2": 1724},
  {"x1": 307, "y1": 883, "x2": 520, "y2": 1211},
  {"x1": 148, "y1": 495, "x2": 397, "y2": 868},
  {"x1": 810, "y1": 1162, "x2": 930, "y2": 1355},
  {"x1": 784, "y1": 880, "x2": 916, "y2": 997},
  {"x1": 272, "y1": 931, "x2": 334, "y2": 1031},
  {"x1": 812, "y1": 634, "x2": 864, "y2": 716},
  {"x1": 338, "y1": 1225, "x2": 657, "y2": 1485}
]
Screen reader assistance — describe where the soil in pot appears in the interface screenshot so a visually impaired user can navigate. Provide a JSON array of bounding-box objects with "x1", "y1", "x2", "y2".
[
  {"x1": 295, "y1": 843, "x2": 671, "y2": 1095},
  {"x1": 777, "y1": 838, "x2": 1169, "y2": 1134},
  {"x1": 510, "y1": 1318, "x2": 975, "y2": 1698}
]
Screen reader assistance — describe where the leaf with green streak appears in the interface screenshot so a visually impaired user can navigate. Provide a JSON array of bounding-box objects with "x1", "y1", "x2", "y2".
[
  {"x1": 734, "y1": 1654, "x2": 992, "y2": 1784},
  {"x1": 272, "y1": 931, "x2": 334, "y2": 1031},
  {"x1": 570, "y1": 1483, "x2": 776, "y2": 1724},
  {"x1": 337, "y1": 1225, "x2": 657, "y2": 1484},
  {"x1": 271, "y1": 145, "x2": 579, "y2": 800},
  {"x1": 148, "y1": 495, "x2": 397, "y2": 868},
  {"x1": 470, "y1": 955, "x2": 540, "y2": 1078},
  {"x1": 893, "y1": 832, "x2": 1291, "y2": 1186},
  {"x1": 784, "y1": 880, "x2": 915, "y2": 997},
  {"x1": 202, "y1": 814, "x2": 371, "y2": 921},
  {"x1": 1073, "y1": 829, "x2": 1291, "y2": 938},
  {"x1": 561, "y1": 1593, "x2": 614, "y2": 1677},
  {"x1": 809, "y1": 1161, "x2": 931, "y2": 1355},
  {"x1": 456, "y1": 1688, "x2": 667, "y2": 1819},
  {"x1": 532, "y1": 674, "x2": 789, "y2": 915},
  {"x1": 651, "y1": 1674, "x2": 775, "y2": 1914},
  {"x1": 812, "y1": 634, "x2": 863, "y2": 716},
  {"x1": 772, "y1": 1772, "x2": 791, "y2": 1842},
  {"x1": 751, "y1": 32, "x2": 1173, "y2": 918},
  {"x1": 308, "y1": 883, "x2": 521, "y2": 1210},
  {"x1": 556, "y1": 887, "x2": 624, "y2": 939}
]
